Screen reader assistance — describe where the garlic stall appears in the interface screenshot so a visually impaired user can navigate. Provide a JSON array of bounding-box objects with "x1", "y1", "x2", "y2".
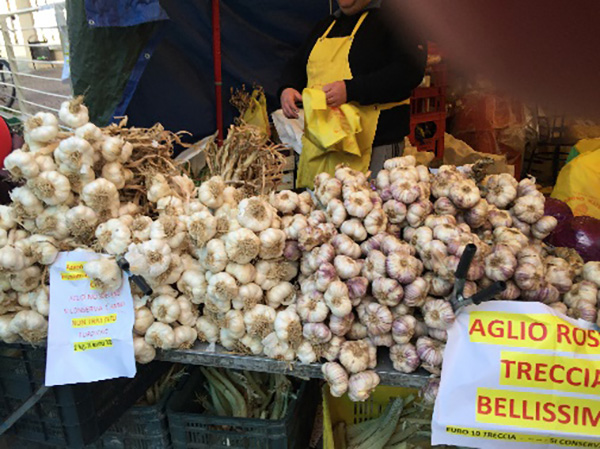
[{"x1": 1, "y1": 99, "x2": 599, "y2": 403}]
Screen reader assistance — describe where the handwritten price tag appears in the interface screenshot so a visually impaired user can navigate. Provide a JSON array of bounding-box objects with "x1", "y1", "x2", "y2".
[{"x1": 46, "y1": 250, "x2": 136, "y2": 386}]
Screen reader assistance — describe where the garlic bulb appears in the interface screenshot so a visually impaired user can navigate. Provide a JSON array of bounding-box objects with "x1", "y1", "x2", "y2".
[
  {"x1": 145, "y1": 322, "x2": 176, "y2": 349},
  {"x1": 177, "y1": 296, "x2": 199, "y2": 326},
  {"x1": 295, "y1": 340, "x2": 317, "y2": 363},
  {"x1": 274, "y1": 307, "x2": 303, "y2": 344},
  {"x1": 225, "y1": 262, "x2": 256, "y2": 285},
  {"x1": 322, "y1": 362, "x2": 349, "y2": 397},
  {"x1": 10, "y1": 266, "x2": 41, "y2": 293},
  {"x1": 244, "y1": 304, "x2": 276, "y2": 339},
  {"x1": 172, "y1": 325, "x2": 197, "y2": 349},
  {"x1": 65, "y1": 205, "x2": 98, "y2": 241},
  {"x1": 331, "y1": 234, "x2": 362, "y2": 259},
  {"x1": 333, "y1": 255, "x2": 362, "y2": 280},
  {"x1": 4, "y1": 149, "x2": 39, "y2": 180},
  {"x1": 134, "y1": 335, "x2": 156, "y2": 364},
  {"x1": 95, "y1": 218, "x2": 131, "y2": 255},
  {"x1": 198, "y1": 176, "x2": 225, "y2": 209},
  {"x1": 326, "y1": 199, "x2": 347, "y2": 227},
  {"x1": 11, "y1": 186, "x2": 44, "y2": 220},
  {"x1": 512, "y1": 194, "x2": 545, "y2": 224},
  {"x1": 9, "y1": 310, "x2": 48, "y2": 343},
  {"x1": 392, "y1": 315, "x2": 417, "y2": 344},
  {"x1": 340, "y1": 219, "x2": 367, "y2": 242},
  {"x1": 324, "y1": 280, "x2": 352, "y2": 317},
  {"x1": 449, "y1": 179, "x2": 480, "y2": 209},
  {"x1": 360, "y1": 302, "x2": 393, "y2": 336},
  {"x1": 303, "y1": 322, "x2": 332, "y2": 345},
  {"x1": 0, "y1": 246, "x2": 26, "y2": 271},
  {"x1": 485, "y1": 174, "x2": 518, "y2": 208},
  {"x1": 363, "y1": 207, "x2": 388, "y2": 236},
  {"x1": 234, "y1": 283, "x2": 263, "y2": 310},
  {"x1": 339, "y1": 340, "x2": 370, "y2": 373},
  {"x1": 372, "y1": 277, "x2": 403, "y2": 306},
  {"x1": 297, "y1": 291, "x2": 329, "y2": 323},
  {"x1": 196, "y1": 316, "x2": 219, "y2": 343},
  {"x1": 416, "y1": 336, "x2": 444, "y2": 368},
  {"x1": 225, "y1": 228, "x2": 260, "y2": 264},
  {"x1": 147, "y1": 174, "x2": 172, "y2": 203},
  {"x1": 390, "y1": 343, "x2": 420, "y2": 373},
  {"x1": 258, "y1": 228, "x2": 286, "y2": 260},
  {"x1": 134, "y1": 306, "x2": 154, "y2": 335},
  {"x1": 329, "y1": 313, "x2": 354, "y2": 337},
  {"x1": 346, "y1": 277, "x2": 368, "y2": 304},
  {"x1": 583, "y1": 262, "x2": 600, "y2": 288},
  {"x1": 101, "y1": 162, "x2": 132, "y2": 189},
  {"x1": 383, "y1": 200, "x2": 407, "y2": 225},
  {"x1": 151, "y1": 294, "x2": 181, "y2": 324},
  {"x1": 81, "y1": 178, "x2": 119, "y2": 216},
  {"x1": 270, "y1": 190, "x2": 299, "y2": 214},
  {"x1": 403, "y1": 277, "x2": 429, "y2": 307},
  {"x1": 126, "y1": 239, "x2": 172, "y2": 277},
  {"x1": 262, "y1": 332, "x2": 295, "y2": 361},
  {"x1": 266, "y1": 282, "x2": 296, "y2": 308},
  {"x1": 199, "y1": 238, "x2": 228, "y2": 273},
  {"x1": 207, "y1": 272, "x2": 238, "y2": 311},
  {"x1": 59, "y1": 97, "x2": 89, "y2": 128},
  {"x1": 348, "y1": 371, "x2": 380, "y2": 402},
  {"x1": 484, "y1": 246, "x2": 518, "y2": 281},
  {"x1": 25, "y1": 112, "x2": 59, "y2": 144},
  {"x1": 422, "y1": 298, "x2": 455, "y2": 330},
  {"x1": 237, "y1": 197, "x2": 273, "y2": 232},
  {"x1": 101, "y1": 136, "x2": 133, "y2": 163},
  {"x1": 386, "y1": 254, "x2": 421, "y2": 284},
  {"x1": 406, "y1": 200, "x2": 434, "y2": 227},
  {"x1": 81, "y1": 258, "x2": 122, "y2": 293}
]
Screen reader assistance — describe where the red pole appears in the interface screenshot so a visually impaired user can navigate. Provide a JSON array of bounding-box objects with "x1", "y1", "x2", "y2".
[{"x1": 211, "y1": 0, "x2": 224, "y2": 145}]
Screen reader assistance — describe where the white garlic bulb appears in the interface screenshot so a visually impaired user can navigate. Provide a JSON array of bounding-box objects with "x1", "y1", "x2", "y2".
[
  {"x1": 198, "y1": 176, "x2": 225, "y2": 209},
  {"x1": 145, "y1": 322, "x2": 176, "y2": 349},
  {"x1": 9, "y1": 310, "x2": 48, "y2": 343},
  {"x1": 348, "y1": 371, "x2": 380, "y2": 402},
  {"x1": 237, "y1": 197, "x2": 274, "y2": 232},
  {"x1": 225, "y1": 228, "x2": 260, "y2": 264},
  {"x1": 322, "y1": 362, "x2": 349, "y2": 397},
  {"x1": 134, "y1": 335, "x2": 156, "y2": 364},
  {"x1": 83, "y1": 258, "x2": 123, "y2": 293},
  {"x1": 339, "y1": 340, "x2": 370, "y2": 373}
]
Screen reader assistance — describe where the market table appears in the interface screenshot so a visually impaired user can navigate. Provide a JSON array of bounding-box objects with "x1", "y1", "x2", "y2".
[{"x1": 157, "y1": 342, "x2": 431, "y2": 388}]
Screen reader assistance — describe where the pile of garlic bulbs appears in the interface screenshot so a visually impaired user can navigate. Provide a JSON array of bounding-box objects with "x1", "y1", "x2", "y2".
[
  {"x1": 1, "y1": 98, "x2": 598, "y2": 404},
  {"x1": 303, "y1": 159, "x2": 600, "y2": 401}
]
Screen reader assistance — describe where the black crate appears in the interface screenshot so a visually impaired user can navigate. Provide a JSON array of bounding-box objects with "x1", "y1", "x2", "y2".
[
  {"x1": 0, "y1": 344, "x2": 171, "y2": 448},
  {"x1": 95, "y1": 387, "x2": 173, "y2": 449},
  {"x1": 167, "y1": 369, "x2": 319, "y2": 449}
]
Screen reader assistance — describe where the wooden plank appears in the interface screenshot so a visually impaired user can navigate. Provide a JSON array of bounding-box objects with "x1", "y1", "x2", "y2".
[{"x1": 157, "y1": 342, "x2": 431, "y2": 388}]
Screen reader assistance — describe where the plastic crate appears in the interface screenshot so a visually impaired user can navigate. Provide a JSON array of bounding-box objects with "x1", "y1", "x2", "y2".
[
  {"x1": 167, "y1": 369, "x2": 318, "y2": 449},
  {"x1": 95, "y1": 389, "x2": 172, "y2": 449},
  {"x1": 322, "y1": 384, "x2": 421, "y2": 449},
  {"x1": 0, "y1": 344, "x2": 171, "y2": 448}
]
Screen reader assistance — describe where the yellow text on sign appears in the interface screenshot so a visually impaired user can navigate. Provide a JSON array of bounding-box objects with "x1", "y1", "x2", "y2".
[
  {"x1": 445, "y1": 426, "x2": 600, "y2": 447},
  {"x1": 73, "y1": 338, "x2": 113, "y2": 352},
  {"x1": 500, "y1": 351, "x2": 600, "y2": 396},
  {"x1": 476, "y1": 388, "x2": 600, "y2": 436},
  {"x1": 72, "y1": 314, "x2": 117, "y2": 328},
  {"x1": 468, "y1": 311, "x2": 600, "y2": 356}
]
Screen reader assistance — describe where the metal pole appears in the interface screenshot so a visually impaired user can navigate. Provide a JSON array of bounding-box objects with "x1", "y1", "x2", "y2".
[
  {"x1": 0, "y1": 14, "x2": 29, "y2": 115},
  {"x1": 53, "y1": 3, "x2": 71, "y2": 92}
]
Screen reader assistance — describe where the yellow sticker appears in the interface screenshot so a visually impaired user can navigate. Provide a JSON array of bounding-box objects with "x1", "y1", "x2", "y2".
[
  {"x1": 66, "y1": 261, "x2": 87, "y2": 272},
  {"x1": 72, "y1": 314, "x2": 117, "y2": 328},
  {"x1": 61, "y1": 272, "x2": 89, "y2": 281},
  {"x1": 73, "y1": 338, "x2": 113, "y2": 352},
  {"x1": 500, "y1": 351, "x2": 600, "y2": 396},
  {"x1": 476, "y1": 388, "x2": 600, "y2": 436},
  {"x1": 468, "y1": 311, "x2": 600, "y2": 355}
]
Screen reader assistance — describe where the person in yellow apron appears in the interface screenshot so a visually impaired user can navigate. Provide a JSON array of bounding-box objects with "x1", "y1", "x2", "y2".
[{"x1": 280, "y1": 0, "x2": 426, "y2": 189}]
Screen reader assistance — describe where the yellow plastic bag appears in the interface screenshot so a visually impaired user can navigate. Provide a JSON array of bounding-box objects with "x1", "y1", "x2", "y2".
[
  {"x1": 242, "y1": 88, "x2": 271, "y2": 137},
  {"x1": 552, "y1": 140, "x2": 600, "y2": 219}
]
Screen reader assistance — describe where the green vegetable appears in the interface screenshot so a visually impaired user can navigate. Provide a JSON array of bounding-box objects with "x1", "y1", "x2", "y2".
[{"x1": 348, "y1": 398, "x2": 404, "y2": 449}]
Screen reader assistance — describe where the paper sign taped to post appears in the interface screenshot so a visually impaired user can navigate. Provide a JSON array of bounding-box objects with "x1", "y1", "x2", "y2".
[
  {"x1": 432, "y1": 301, "x2": 600, "y2": 449},
  {"x1": 46, "y1": 250, "x2": 136, "y2": 386}
]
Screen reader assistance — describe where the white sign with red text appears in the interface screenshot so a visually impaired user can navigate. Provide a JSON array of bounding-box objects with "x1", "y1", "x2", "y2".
[{"x1": 46, "y1": 250, "x2": 136, "y2": 386}]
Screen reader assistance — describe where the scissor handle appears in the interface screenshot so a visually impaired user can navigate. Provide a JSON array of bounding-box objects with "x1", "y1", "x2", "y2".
[
  {"x1": 118, "y1": 258, "x2": 153, "y2": 296},
  {"x1": 455, "y1": 243, "x2": 477, "y2": 280},
  {"x1": 469, "y1": 281, "x2": 507, "y2": 305}
]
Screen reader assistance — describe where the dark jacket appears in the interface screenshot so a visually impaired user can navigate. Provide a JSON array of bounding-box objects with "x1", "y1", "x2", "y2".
[{"x1": 279, "y1": 6, "x2": 427, "y2": 146}]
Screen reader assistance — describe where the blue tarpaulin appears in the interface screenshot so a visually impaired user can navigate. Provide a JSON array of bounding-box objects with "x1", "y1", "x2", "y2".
[{"x1": 72, "y1": 0, "x2": 329, "y2": 141}]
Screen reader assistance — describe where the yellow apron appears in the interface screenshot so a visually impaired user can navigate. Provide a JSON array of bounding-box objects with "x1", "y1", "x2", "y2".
[{"x1": 297, "y1": 11, "x2": 410, "y2": 189}]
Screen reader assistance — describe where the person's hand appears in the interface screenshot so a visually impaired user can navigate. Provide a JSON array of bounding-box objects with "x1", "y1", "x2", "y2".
[
  {"x1": 281, "y1": 88, "x2": 302, "y2": 119},
  {"x1": 323, "y1": 81, "x2": 347, "y2": 107}
]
